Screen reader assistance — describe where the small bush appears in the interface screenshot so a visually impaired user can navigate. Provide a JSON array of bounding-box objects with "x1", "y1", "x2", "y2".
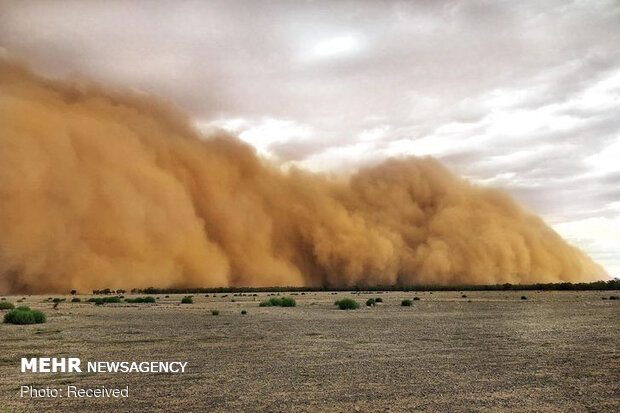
[
  {"x1": 462, "y1": 294, "x2": 467, "y2": 298},
  {"x1": 0, "y1": 302, "x2": 15, "y2": 310},
  {"x1": 413, "y1": 297, "x2": 420, "y2": 301},
  {"x1": 401, "y1": 299, "x2": 413, "y2": 306},
  {"x1": 125, "y1": 296, "x2": 156, "y2": 303},
  {"x1": 609, "y1": 295, "x2": 619, "y2": 300},
  {"x1": 71, "y1": 298, "x2": 81, "y2": 303},
  {"x1": 336, "y1": 298, "x2": 359, "y2": 310},
  {"x1": 4, "y1": 308, "x2": 46, "y2": 324},
  {"x1": 366, "y1": 298, "x2": 376, "y2": 307},
  {"x1": 280, "y1": 297, "x2": 296, "y2": 307},
  {"x1": 259, "y1": 297, "x2": 296, "y2": 307},
  {"x1": 102, "y1": 296, "x2": 121, "y2": 303},
  {"x1": 52, "y1": 298, "x2": 66, "y2": 303},
  {"x1": 181, "y1": 296, "x2": 193, "y2": 304},
  {"x1": 211, "y1": 310, "x2": 219, "y2": 316},
  {"x1": 521, "y1": 296, "x2": 528, "y2": 300},
  {"x1": 375, "y1": 297, "x2": 383, "y2": 303},
  {"x1": 93, "y1": 298, "x2": 104, "y2": 306},
  {"x1": 0, "y1": 297, "x2": 5, "y2": 300},
  {"x1": 241, "y1": 310, "x2": 247, "y2": 315}
]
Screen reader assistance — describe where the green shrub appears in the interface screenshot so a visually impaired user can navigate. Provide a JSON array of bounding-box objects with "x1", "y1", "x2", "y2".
[
  {"x1": 336, "y1": 298, "x2": 359, "y2": 310},
  {"x1": 181, "y1": 296, "x2": 193, "y2": 304},
  {"x1": 125, "y1": 296, "x2": 156, "y2": 303},
  {"x1": 259, "y1": 297, "x2": 295, "y2": 307},
  {"x1": 375, "y1": 297, "x2": 383, "y2": 303},
  {"x1": 241, "y1": 310, "x2": 247, "y2": 315},
  {"x1": 366, "y1": 298, "x2": 376, "y2": 307},
  {"x1": 0, "y1": 301, "x2": 15, "y2": 310},
  {"x1": 4, "y1": 308, "x2": 46, "y2": 324},
  {"x1": 280, "y1": 297, "x2": 296, "y2": 307},
  {"x1": 401, "y1": 299, "x2": 413, "y2": 306},
  {"x1": 71, "y1": 298, "x2": 81, "y2": 303},
  {"x1": 102, "y1": 296, "x2": 121, "y2": 303},
  {"x1": 52, "y1": 298, "x2": 66, "y2": 303},
  {"x1": 94, "y1": 298, "x2": 104, "y2": 306},
  {"x1": 211, "y1": 310, "x2": 219, "y2": 316}
]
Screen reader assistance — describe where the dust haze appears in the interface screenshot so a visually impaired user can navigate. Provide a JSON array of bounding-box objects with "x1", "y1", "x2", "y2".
[{"x1": 0, "y1": 61, "x2": 607, "y2": 293}]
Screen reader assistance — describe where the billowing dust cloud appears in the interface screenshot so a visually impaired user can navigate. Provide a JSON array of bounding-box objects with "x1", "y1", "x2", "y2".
[{"x1": 0, "y1": 61, "x2": 607, "y2": 293}]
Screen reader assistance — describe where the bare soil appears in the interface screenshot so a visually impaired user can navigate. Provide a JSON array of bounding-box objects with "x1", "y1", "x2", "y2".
[{"x1": 1, "y1": 291, "x2": 618, "y2": 412}]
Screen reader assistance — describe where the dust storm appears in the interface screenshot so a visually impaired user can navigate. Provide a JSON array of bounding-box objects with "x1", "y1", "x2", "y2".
[{"x1": 0, "y1": 61, "x2": 607, "y2": 293}]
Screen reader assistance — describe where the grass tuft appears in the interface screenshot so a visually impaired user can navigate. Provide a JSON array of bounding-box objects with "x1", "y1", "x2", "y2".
[{"x1": 335, "y1": 298, "x2": 359, "y2": 310}]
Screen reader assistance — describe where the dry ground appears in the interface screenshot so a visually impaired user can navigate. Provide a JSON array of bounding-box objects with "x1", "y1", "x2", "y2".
[{"x1": 0, "y1": 290, "x2": 618, "y2": 412}]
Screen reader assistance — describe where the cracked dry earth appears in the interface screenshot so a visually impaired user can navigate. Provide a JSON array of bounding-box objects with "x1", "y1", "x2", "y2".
[{"x1": 0, "y1": 290, "x2": 618, "y2": 412}]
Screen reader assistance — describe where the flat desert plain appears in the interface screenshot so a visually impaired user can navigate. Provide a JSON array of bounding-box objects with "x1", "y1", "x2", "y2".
[{"x1": 0, "y1": 290, "x2": 618, "y2": 412}]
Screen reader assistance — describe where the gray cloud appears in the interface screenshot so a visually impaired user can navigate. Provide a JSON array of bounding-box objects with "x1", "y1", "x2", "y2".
[{"x1": 1, "y1": 0, "x2": 619, "y2": 275}]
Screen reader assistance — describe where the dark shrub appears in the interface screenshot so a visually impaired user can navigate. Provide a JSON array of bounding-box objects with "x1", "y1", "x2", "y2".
[
  {"x1": 181, "y1": 296, "x2": 193, "y2": 304},
  {"x1": 375, "y1": 297, "x2": 383, "y2": 303},
  {"x1": 94, "y1": 298, "x2": 104, "y2": 305},
  {"x1": 52, "y1": 298, "x2": 66, "y2": 303},
  {"x1": 0, "y1": 302, "x2": 15, "y2": 310},
  {"x1": 336, "y1": 298, "x2": 359, "y2": 310},
  {"x1": 609, "y1": 296, "x2": 619, "y2": 300},
  {"x1": 280, "y1": 297, "x2": 296, "y2": 307},
  {"x1": 70, "y1": 290, "x2": 77, "y2": 295},
  {"x1": 165, "y1": 295, "x2": 170, "y2": 298},
  {"x1": 413, "y1": 297, "x2": 420, "y2": 301},
  {"x1": 102, "y1": 296, "x2": 121, "y2": 303},
  {"x1": 4, "y1": 308, "x2": 46, "y2": 324},
  {"x1": 259, "y1": 297, "x2": 296, "y2": 307},
  {"x1": 462, "y1": 295, "x2": 467, "y2": 298},
  {"x1": 241, "y1": 310, "x2": 247, "y2": 315},
  {"x1": 71, "y1": 298, "x2": 81, "y2": 303},
  {"x1": 401, "y1": 299, "x2": 413, "y2": 306},
  {"x1": 366, "y1": 298, "x2": 376, "y2": 307},
  {"x1": 125, "y1": 296, "x2": 156, "y2": 303},
  {"x1": 521, "y1": 296, "x2": 528, "y2": 300},
  {"x1": 211, "y1": 309, "x2": 219, "y2": 316}
]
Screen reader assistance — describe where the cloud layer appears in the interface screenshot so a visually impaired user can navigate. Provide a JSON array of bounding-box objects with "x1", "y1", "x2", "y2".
[{"x1": 1, "y1": 0, "x2": 619, "y2": 275}]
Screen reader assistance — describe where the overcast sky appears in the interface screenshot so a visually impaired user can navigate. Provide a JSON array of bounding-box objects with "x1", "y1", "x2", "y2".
[{"x1": 1, "y1": 0, "x2": 619, "y2": 276}]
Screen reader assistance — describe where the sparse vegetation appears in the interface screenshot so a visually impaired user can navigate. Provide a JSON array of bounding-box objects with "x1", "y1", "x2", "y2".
[
  {"x1": 181, "y1": 296, "x2": 194, "y2": 304},
  {"x1": 125, "y1": 296, "x2": 156, "y2": 303},
  {"x1": 366, "y1": 298, "x2": 376, "y2": 307},
  {"x1": 402, "y1": 299, "x2": 412, "y2": 306},
  {"x1": 259, "y1": 297, "x2": 296, "y2": 307},
  {"x1": 0, "y1": 301, "x2": 15, "y2": 310},
  {"x1": 335, "y1": 298, "x2": 359, "y2": 310},
  {"x1": 4, "y1": 306, "x2": 46, "y2": 324}
]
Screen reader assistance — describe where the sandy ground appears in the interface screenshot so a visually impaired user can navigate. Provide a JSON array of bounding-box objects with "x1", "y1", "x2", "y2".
[{"x1": 0, "y1": 290, "x2": 618, "y2": 412}]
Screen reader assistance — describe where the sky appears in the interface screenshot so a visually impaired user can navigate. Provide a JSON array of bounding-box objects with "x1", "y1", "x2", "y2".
[{"x1": 0, "y1": 0, "x2": 619, "y2": 277}]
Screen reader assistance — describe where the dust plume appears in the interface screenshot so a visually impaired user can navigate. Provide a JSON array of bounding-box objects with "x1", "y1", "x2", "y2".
[{"x1": 0, "y1": 61, "x2": 607, "y2": 293}]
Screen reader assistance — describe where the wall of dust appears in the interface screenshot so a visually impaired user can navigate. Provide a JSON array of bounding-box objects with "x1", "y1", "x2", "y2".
[{"x1": 0, "y1": 61, "x2": 607, "y2": 293}]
